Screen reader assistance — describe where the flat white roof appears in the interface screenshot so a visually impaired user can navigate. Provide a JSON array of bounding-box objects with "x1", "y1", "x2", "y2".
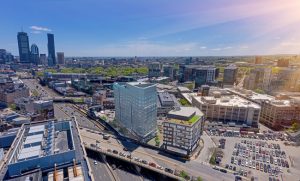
[
  {"x1": 28, "y1": 125, "x2": 45, "y2": 134},
  {"x1": 18, "y1": 145, "x2": 41, "y2": 160},
  {"x1": 24, "y1": 134, "x2": 43, "y2": 145},
  {"x1": 168, "y1": 107, "x2": 204, "y2": 118},
  {"x1": 194, "y1": 95, "x2": 261, "y2": 109}
]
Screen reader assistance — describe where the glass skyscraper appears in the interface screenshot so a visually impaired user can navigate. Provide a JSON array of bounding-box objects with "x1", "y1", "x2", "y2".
[
  {"x1": 30, "y1": 44, "x2": 39, "y2": 65},
  {"x1": 114, "y1": 82, "x2": 157, "y2": 140},
  {"x1": 47, "y1": 33, "x2": 56, "y2": 66},
  {"x1": 17, "y1": 32, "x2": 30, "y2": 63}
]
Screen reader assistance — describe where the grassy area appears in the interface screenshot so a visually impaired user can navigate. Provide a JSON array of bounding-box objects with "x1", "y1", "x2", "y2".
[
  {"x1": 73, "y1": 98, "x2": 84, "y2": 103},
  {"x1": 209, "y1": 148, "x2": 217, "y2": 165},
  {"x1": 179, "y1": 98, "x2": 191, "y2": 106},
  {"x1": 188, "y1": 115, "x2": 200, "y2": 124},
  {"x1": 32, "y1": 89, "x2": 39, "y2": 97},
  {"x1": 42, "y1": 66, "x2": 148, "y2": 77}
]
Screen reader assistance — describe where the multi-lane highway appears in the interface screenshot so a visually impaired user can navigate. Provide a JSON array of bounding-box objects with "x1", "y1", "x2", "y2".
[
  {"x1": 22, "y1": 78, "x2": 145, "y2": 181},
  {"x1": 81, "y1": 128, "x2": 235, "y2": 181}
]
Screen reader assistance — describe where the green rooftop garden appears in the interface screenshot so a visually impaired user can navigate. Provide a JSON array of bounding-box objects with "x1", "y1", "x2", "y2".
[{"x1": 188, "y1": 115, "x2": 200, "y2": 124}]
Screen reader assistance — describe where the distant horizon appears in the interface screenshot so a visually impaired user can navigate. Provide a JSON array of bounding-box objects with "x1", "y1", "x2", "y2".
[{"x1": 1, "y1": 0, "x2": 300, "y2": 56}]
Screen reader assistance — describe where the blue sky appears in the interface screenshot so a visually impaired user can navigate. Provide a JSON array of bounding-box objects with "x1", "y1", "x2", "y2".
[{"x1": 1, "y1": 0, "x2": 300, "y2": 56}]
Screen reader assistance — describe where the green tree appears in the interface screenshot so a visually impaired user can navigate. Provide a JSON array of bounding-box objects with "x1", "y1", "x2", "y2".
[
  {"x1": 254, "y1": 88, "x2": 265, "y2": 94},
  {"x1": 179, "y1": 170, "x2": 189, "y2": 180},
  {"x1": 291, "y1": 122, "x2": 300, "y2": 132},
  {"x1": 9, "y1": 104, "x2": 17, "y2": 111},
  {"x1": 197, "y1": 177, "x2": 203, "y2": 181}
]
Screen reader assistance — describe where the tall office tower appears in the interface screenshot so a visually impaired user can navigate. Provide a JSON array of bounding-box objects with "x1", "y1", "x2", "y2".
[
  {"x1": 47, "y1": 33, "x2": 56, "y2": 66},
  {"x1": 244, "y1": 67, "x2": 271, "y2": 91},
  {"x1": 223, "y1": 64, "x2": 238, "y2": 86},
  {"x1": 17, "y1": 32, "x2": 30, "y2": 63},
  {"x1": 114, "y1": 82, "x2": 157, "y2": 140},
  {"x1": 30, "y1": 44, "x2": 39, "y2": 65},
  {"x1": 40, "y1": 54, "x2": 47, "y2": 65},
  {"x1": 148, "y1": 62, "x2": 161, "y2": 77},
  {"x1": 57, "y1": 52, "x2": 65, "y2": 65},
  {"x1": 194, "y1": 66, "x2": 218, "y2": 88},
  {"x1": 185, "y1": 57, "x2": 192, "y2": 65},
  {"x1": 163, "y1": 65, "x2": 176, "y2": 80}
]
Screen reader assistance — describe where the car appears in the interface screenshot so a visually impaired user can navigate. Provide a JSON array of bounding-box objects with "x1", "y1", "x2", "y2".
[
  {"x1": 165, "y1": 168, "x2": 174, "y2": 174},
  {"x1": 111, "y1": 164, "x2": 116, "y2": 170},
  {"x1": 157, "y1": 165, "x2": 164, "y2": 170},
  {"x1": 123, "y1": 147, "x2": 128, "y2": 151},
  {"x1": 220, "y1": 169, "x2": 227, "y2": 173},
  {"x1": 149, "y1": 162, "x2": 156, "y2": 167},
  {"x1": 119, "y1": 152, "x2": 126, "y2": 157},
  {"x1": 126, "y1": 155, "x2": 132, "y2": 159},
  {"x1": 112, "y1": 150, "x2": 118, "y2": 154},
  {"x1": 141, "y1": 160, "x2": 148, "y2": 164},
  {"x1": 225, "y1": 164, "x2": 229, "y2": 169},
  {"x1": 94, "y1": 161, "x2": 97, "y2": 165},
  {"x1": 134, "y1": 157, "x2": 139, "y2": 161},
  {"x1": 107, "y1": 149, "x2": 112, "y2": 152}
]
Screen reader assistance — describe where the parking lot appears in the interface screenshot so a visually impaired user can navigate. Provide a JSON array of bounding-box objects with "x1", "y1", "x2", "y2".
[{"x1": 208, "y1": 132, "x2": 300, "y2": 181}]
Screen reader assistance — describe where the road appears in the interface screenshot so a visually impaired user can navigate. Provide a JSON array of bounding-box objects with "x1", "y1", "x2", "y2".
[
  {"x1": 22, "y1": 78, "x2": 145, "y2": 181},
  {"x1": 81, "y1": 128, "x2": 235, "y2": 181}
]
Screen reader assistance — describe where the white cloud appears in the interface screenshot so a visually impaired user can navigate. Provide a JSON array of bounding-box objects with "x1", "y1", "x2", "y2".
[
  {"x1": 29, "y1": 26, "x2": 52, "y2": 32},
  {"x1": 200, "y1": 46, "x2": 207, "y2": 49},
  {"x1": 211, "y1": 48, "x2": 221, "y2": 51},
  {"x1": 30, "y1": 31, "x2": 42, "y2": 34},
  {"x1": 223, "y1": 46, "x2": 233, "y2": 50}
]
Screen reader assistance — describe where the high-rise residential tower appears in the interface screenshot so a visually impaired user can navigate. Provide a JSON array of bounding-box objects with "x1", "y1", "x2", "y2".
[
  {"x1": 114, "y1": 82, "x2": 157, "y2": 140},
  {"x1": 30, "y1": 44, "x2": 39, "y2": 65},
  {"x1": 47, "y1": 33, "x2": 56, "y2": 66},
  {"x1": 17, "y1": 32, "x2": 30, "y2": 63}
]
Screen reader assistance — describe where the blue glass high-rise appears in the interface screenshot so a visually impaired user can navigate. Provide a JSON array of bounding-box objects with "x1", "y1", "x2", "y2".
[
  {"x1": 17, "y1": 32, "x2": 30, "y2": 63},
  {"x1": 47, "y1": 33, "x2": 56, "y2": 66}
]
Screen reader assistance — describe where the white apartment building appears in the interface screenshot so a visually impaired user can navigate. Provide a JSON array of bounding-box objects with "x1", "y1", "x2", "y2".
[{"x1": 163, "y1": 107, "x2": 204, "y2": 156}]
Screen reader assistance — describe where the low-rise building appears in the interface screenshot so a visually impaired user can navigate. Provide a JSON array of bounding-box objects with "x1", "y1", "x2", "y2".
[
  {"x1": 260, "y1": 98, "x2": 300, "y2": 130},
  {"x1": 157, "y1": 91, "x2": 180, "y2": 116},
  {"x1": 3, "y1": 120, "x2": 88, "y2": 180},
  {"x1": 192, "y1": 91, "x2": 261, "y2": 129},
  {"x1": 0, "y1": 76, "x2": 30, "y2": 105},
  {"x1": 163, "y1": 107, "x2": 204, "y2": 156}
]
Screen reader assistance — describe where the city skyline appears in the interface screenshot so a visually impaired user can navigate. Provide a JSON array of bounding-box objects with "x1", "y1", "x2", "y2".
[{"x1": 1, "y1": 0, "x2": 300, "y2": 56}]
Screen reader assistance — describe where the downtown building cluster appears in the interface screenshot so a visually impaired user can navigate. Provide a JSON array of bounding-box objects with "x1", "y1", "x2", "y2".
[{"x1": 16, "y1": 32, "x2": 64, "y2": 66}]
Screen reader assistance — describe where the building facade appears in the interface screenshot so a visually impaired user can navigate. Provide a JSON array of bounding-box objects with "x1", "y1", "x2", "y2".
[
  {"x1": 57, "y1": 52, "x2": 65, "y2": 65},
  {"x1": 47, "y1": 33, "x2": 56, "y2": 66},
  {"x1": 260, "y1": 98, "x2": 300, "y2": 130},
  {"x1": 40, "y1": 54, "x2": 47, "y2": 65},
  {"x1": 17, "y1": 32, "x2": 30, "y2": 63},
  {"x1": 223, "y1": 65, "x2": 238, "y2": 86},
  {"x1": 163, "y1": 107, "x2": 204, "y2": 156},
  {"x1": 192, "y1": 92, "x2": 261, "y2": 129},
  {"x1": 148, "y1": 62, "x2": 161, "y2": 78},
  {"x1": 114, "y1": 82, "x2": 157, "y2": 140},
  {"x1": 30, "y1": 44, "x2": 39, "y2": 65},
  {"x1": 179, "y1": 65, "x2": 219, "y2": 88}
]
